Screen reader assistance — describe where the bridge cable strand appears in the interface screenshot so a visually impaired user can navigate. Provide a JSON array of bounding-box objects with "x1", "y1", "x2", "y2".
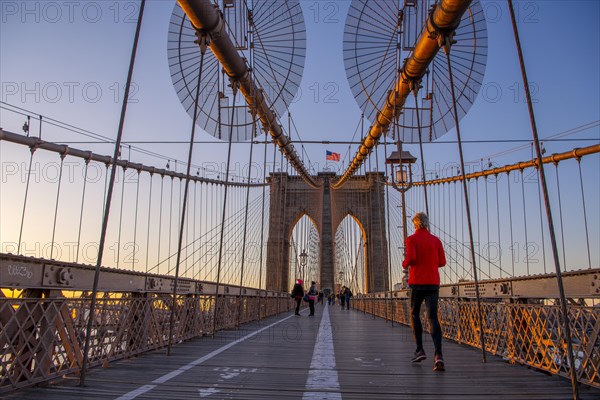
[
  {"x1": 133, "y1": 164, "x2": 141, "y2": 271},
  {"x1": 484, "y1": 175, "x2": 491, "y2": 277},
  {"x1": 145, "y1": 172, "x2": 154, "y2": 273},
  {"x1": 494, "y1": 175, "x2": 502, "y2": 278},
  {"x1": 17, "y1": 138, "x2": 37, "y2": 255},
  {"x1": 383, "y1": 117, "x2": 394, "y2": 322},
  {"x1": 507, "y1": 1, "x2": 579, "y2": 394},
  {"x1": 506, "y1": 172, "x2": 516, "y2": 277},
  {"x1": 212, "y1": 85, "x2": 238, "y2": 335},
  {"x1": 116, "y1": 165, "x2": 127, "y2": 269},
  {"x1": 519, "y1": 170, "x2": 530, "y2": 275},
  {"x1": 167, "y1": 42, "x2": 206, "y2": 355},
  {"x1": 444, "y1": 39, "x2": 487, "y2": 362},
  {"x1": 80, "y1": 0, "x2": 146, "y2": 386},
  {"x1": 553, "y1": 164, "x2": 567, "y2": 269},
  {"x1": 157, "y1": 176, "x2": 165, "y2": 274},
  {"x1": 577, "y1": 159, "x2": 593, "y2": 270},
  {"x1": 49, "y1": 152, "x2": 66, "y2": 260},
  {"x1": 532, "y1": 144, "x2": 548, "y2": 274},
  {"x1": 413, "y1": 90, "x2": 429, "y2": 216},
  {"x1": 237, "y1": 104, "x2": 258, "y2": 328},
  {"x1": 75, "y1": 158, "x2": 90, "y2": 264}
]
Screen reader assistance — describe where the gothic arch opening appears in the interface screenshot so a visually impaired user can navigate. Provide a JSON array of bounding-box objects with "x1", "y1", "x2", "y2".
[
  {"x1": 334, "y1": 214, "x2": 366, "y2": 295},
  {"x1": 288, "y1": 214, "x2": 320, "y2": 291}
]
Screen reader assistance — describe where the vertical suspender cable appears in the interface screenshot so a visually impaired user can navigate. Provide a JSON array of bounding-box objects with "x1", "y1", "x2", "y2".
[
  {"x1": 533, "y1": 145, "x2": 547, "y2": 273},
  {"x1": 17, "y1": 144, "x2": 37, "y2": 255},
  {"x1": 50, "y1": 152, "x2": 66, "y2": 260},
  {"x1": 507, "y1": 172, "x2": 516, "y2": 277},
  {"x1": 494, "y1": 175, "x2": 502, "y2": 278},
  {"x1": 145, "y1": 173, "x2": 154, "y2": 273},
  {"x1": 80, "y1": 0, "x2": 145, "y2": 386},
  {"x1": 167, "y1": 47, "x2": 206, "y2": 356},
  {"x1": 158, "y1": 176, "x2": 165, "y2": 273},
  {"x1": 507, "y1": 1, "x2": 578, "y2": 395},
  {"x1": 213, "y1": 89, "x2": 238, "y2": 335},
  {"x1": 577, "y1": 159, "x2": 592, "y2": 270},
  {"x1": 553, "y1": 164, "x2": 567, "y2": 269},
  {"x1": 237, "y1": 110, "x2": 257, "y2": 327},
  {"x1": 193, "y1": 180, "x2": 197, "y2": 278},
  {"x1": 76, "y1": 158, "x2": 90, "y2": 263},
  {"x1": 132, "y1": 170, "x2": 141, "y2": 270},
  {"x1": 413, "y1": 93, "x2": 429, "y2": 215},
  {"x1": 168, "y1": 176, "x2": 174, "y2": 269},
  {"x1": 443, "y1": 44, "x2": 487, "y2": 362},
  {"x1": 116, "y1": 165, "x2": 127, "y2": 268},
  {"x1": 484, "y1": 176, "x2": 491, "y2": 277},
  {"x1": 520, "y1": 171, "x2": 530, "y2": 274}
]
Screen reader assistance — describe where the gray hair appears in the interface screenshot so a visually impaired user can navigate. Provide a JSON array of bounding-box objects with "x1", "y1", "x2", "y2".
[{"x1": 412, "y1": 212, "x2": 429, "y2": 230}]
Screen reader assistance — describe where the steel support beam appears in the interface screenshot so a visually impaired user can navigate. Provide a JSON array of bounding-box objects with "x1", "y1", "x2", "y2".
[
  {"x1": 177, "y1": 0, "x2": 319, "y2": 188},
  {"x1": 332, "y1": 0, "x2": 472, "y2": 189}
]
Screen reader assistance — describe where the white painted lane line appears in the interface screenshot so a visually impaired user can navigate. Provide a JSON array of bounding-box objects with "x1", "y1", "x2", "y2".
[
  {"x1": 115, "y1": 314, "x2": 295, "y2": 400},
  {"x1": 303, "y1": 305, "x2": 342, "y2": 400}
]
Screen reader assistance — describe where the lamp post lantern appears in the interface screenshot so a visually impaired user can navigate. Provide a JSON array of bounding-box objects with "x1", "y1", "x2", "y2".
[
  {"x1": 386, "y1": 143, "x2": 417, "y2": 242},
  {"x1": 299, "y1": 249, "x2": 308, "y2": 284}
]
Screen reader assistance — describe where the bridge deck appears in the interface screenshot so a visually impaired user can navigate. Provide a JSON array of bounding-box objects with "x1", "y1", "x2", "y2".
[{"x1": 4, "y1": 304, "x2": 598, "y2": 400}]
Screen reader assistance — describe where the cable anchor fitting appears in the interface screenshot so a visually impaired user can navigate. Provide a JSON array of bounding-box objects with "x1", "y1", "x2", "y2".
[
  {"x1": 194, "y1": 31, "x2": 211, "y2": 55},
  {"x1": 439, "y1": 31, "x2": 457, "y2": 56}
]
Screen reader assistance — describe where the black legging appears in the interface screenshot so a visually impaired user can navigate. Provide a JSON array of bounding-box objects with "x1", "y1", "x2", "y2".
[
  {"x1": 308, "y1": 299, "x2": 315, "y2": 316},
  {"x1": 410, "y1": 285, "x2": 442, "y2": 357},
  {"x1": 295, "y1": 298, "x2": 302, "y2": 314}
]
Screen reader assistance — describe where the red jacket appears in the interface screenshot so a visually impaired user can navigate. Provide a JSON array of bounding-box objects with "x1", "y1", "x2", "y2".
[{"x1": 402, "y1": 228, "x2": 446, "y2": 286}]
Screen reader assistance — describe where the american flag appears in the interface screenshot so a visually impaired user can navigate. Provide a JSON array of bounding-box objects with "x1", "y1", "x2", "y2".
[{"x1": 326, "y1": 150, "x2": 340, "y2": 161}]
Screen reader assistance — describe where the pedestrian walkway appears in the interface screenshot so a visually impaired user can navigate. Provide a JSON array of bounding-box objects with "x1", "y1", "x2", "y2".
[{"x1": 4, "y1": 304, "x2": 598, "y2": 399}]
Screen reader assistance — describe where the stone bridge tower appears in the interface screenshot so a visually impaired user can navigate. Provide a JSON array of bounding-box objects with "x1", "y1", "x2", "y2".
[{"x1": 266, "y1": 172, "x2": 389, "y2": 293}]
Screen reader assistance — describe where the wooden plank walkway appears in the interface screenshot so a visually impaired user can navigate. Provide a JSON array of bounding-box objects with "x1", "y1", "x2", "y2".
[{"x1": 3, "y1": 304, "x2": 599, "y2": 399}]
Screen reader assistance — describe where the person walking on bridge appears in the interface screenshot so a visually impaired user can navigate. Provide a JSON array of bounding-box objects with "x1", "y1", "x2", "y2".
[
  {"x1": 402, "y1": 212, "x2": 446, "y2": 371},
  {"x1": 291, "y1": 279, "x2": 304, "y2": 316}
]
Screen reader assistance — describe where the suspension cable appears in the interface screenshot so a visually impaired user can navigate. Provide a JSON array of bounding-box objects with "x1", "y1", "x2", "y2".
[
  {"x1": 553, "y1": 163, "x2": 567, "y2": 269},
  {"x1": 168, "y1": 45, "x2": 206, "y2": 355},
  {"x1": 507, "y1": 1, "x2": 578, "y2": 394},
  {"x1": 80, "y1": 0, "x2": 146, "y2": 386},
  {"x1": 494, "y1": 175, "x2": 502, "y2": 278},
  {"x1": 237, "y1": 108, "x2": 257, "y2": 327},
  {"x1": 519, "y1": 170, "x2": 530, "y2": 275},
  {"x1": 145, "y1": 172, "x2": 154, "y2": 273},
  {"x1": 577, "y1": 159, "x2": 592, "y2": 270},
  {"x1": 116, "y1": 165, "x2": 127, "y2": 269},
  {"x1": 76, "y1": 157, "x2": 90, "y2": 263},
  {"x1": 444, "y1": 41, "x2": 487, "y2": 362},
  {"x1": 213, "y1": 86, "x2": 239, "y2": 335},
  {"x1": 506, "y1": 172, "x2": 516, "y2": 277},
  {"x1": 132, "y1": 169, "x2": 141, "y2": 270},
  {"x1": 413, "y1": 90, "x2": 429, "y2": 215},
  {"x1": 49, "y1": 151, "x2": 66, "y2": 260},
  {"x1": 17, "y1": 143, "x2": 37, "y2": 254}
]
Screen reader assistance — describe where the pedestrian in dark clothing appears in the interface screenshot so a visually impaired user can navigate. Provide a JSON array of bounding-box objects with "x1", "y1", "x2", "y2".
[
  {"x1": 339, "y1": 288, "x2": 346, "y2": 308},
  {"x1": 291, "y1": 279, "x2": 304, "y2": 316},
  {"x1": 344, "y1": 286, "x2": 353, "y2": 310},
  {"x1": 403, "y1": 212, "x2": 446, "y2": 372},
  {"x1": 307, "y1": 281, "x2": 317, "y2": 316}
]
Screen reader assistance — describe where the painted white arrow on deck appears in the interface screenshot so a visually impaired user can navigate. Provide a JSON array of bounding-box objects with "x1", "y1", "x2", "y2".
[{"x1": 198, "y1": 387, "x2": 221, "y2": 398}]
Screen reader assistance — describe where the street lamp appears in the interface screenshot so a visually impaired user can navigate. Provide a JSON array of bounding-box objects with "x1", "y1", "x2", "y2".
[
  {"x1": 299, "y1": 249, "x2": 308, "y2": 283},
  {"x1": 386, "y1": 144, "x2": 417, "y2": 289}
]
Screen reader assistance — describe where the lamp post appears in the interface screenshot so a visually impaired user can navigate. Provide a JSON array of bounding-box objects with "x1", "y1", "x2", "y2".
[
  {"x1": 386, "y1": 143, "x2": 417, "y2": 289},
  {"x1": 299, "y1": 249, "x2": 308, "y2": 284},
  {"x1": 386, "y1": 143, "x2": 417, "y2": 241}
]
